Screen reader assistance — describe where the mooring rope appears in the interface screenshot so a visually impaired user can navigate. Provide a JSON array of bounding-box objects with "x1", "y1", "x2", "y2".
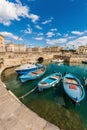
[{"x1": 19, "y1": 86, "x2": 38, "y2": 99}]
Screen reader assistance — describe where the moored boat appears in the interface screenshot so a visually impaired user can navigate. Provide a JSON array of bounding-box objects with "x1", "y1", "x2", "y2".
[
  {"x1": 63, "y1": 73, "x2": 85, "y2": 104},
  {"x1": 15, "y1": 63, "x2": 44, "y2": 75},
  {"x1": 38, "y1": 72, "x2": 62, "y2": 91},
  {"x1": 51, "y1": 59, "x2": 64, "y2": 63},
  {"x1": 19, "y1": 66, "x2": 46, "y2": 83}
]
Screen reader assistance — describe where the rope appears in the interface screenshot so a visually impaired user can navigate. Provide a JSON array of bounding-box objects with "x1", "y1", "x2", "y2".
[{"x1": 19, "y1": 86, "x2": 37, "y2": 99}]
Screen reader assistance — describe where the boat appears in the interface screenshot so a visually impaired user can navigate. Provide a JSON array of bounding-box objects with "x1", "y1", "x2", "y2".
[
  {"x1": 85, "y1": 79, "x2": 87, "y2": 86},
  {"x1": 82, "y1": 61, "x2": 87, "y2": 64},
  {"x1": 15, "y1": 63, "x2": 44, "y2": 75},
  {"x1": 38, "y1": 72, "x2": 62, "y2": 91},
  {"x1": 19, "y1": 66, "x2": 46, "y2": 83},
  {"x1": 51, "y1": 59, "x2": 64, "y2": 63},
  {"x1": 63, "y1": 73, "x2": 85, "y2": 104}
]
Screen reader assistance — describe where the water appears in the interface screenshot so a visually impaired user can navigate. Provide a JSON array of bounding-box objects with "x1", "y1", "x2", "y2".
[{"x1": 2, "y1": 63, "x2": 87, "y2": 130}]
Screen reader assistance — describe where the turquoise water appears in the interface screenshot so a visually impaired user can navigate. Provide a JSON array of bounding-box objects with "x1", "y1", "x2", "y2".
[{"x1": 2, "y1": 63, "x2": 87, "y2": 130}]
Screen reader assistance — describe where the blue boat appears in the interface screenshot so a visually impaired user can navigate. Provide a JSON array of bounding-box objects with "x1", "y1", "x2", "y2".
[
  {"x1": 19, "y1": 67, "x2": 46, "y2": 83},
  {"x1": 38, "y1": 72, "x2": 62, "y2": 91},
  {"x1": 63, "y1": 73, "x2": 85, "y2": 103},
  {"x1": 15, "y1": 63, "x2": 44, "y2": 75}
]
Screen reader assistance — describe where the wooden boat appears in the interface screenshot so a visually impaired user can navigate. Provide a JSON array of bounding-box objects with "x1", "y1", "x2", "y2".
[
  {"x1": 19, "y1": 66, "x2": 46, "y2": 83},
  {"x1": 51, "y1": 59, "x2": 64, "y2": 63},
  {"x1": 15, "y1": 63, "x2": 44, "y2": 75},
  {"x1": 63, "y1": 73, "x2": 85, "y2": 103},
  {"x1": 38, "y1": 72, "x2": 62, "y2": 91}
]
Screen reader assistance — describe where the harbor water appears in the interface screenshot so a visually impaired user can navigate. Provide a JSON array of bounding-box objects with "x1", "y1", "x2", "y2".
[{"x1": 2, "y1": 63, "x2": 87, "y2": 130}]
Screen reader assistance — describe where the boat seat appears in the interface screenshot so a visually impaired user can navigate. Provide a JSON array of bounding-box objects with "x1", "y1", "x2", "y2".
[
  {"x1": 41, "y1": 81, "x2": 47, "y2": 84},
  {"x1": 69, "y1": 85, "x2": 77, "y2": 90},
  {"x1": 51, "y1": 75, "x2": 59, "y2": 79},
  {"x1": 65, "y1": 78, "x2": 78, "y2": 85}
]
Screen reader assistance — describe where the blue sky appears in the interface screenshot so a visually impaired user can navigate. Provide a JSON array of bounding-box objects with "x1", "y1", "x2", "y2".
[{"x1": 0, "y1": 0, "x2": 87, "y2": 49}]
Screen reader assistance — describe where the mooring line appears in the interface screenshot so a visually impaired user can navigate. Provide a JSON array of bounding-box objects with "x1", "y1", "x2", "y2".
[{"x1": 19, "y1": 86, "x2": 38, "y2": 99}]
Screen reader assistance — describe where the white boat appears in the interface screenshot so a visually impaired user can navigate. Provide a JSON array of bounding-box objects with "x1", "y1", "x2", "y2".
[
  {"x1": 15, "y1": 63, "x2": 44, "y2": 75},
  {"x1": 38, "y1": 72, "x2": 62, "y2": 91},
  {"x1": 51, "y1": 59, "x2": 64, "y2": 63}
]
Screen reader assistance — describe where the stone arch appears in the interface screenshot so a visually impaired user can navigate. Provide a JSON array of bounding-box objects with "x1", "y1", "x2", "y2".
[{"x1": 37, "y1": 57, "x2": 44, "y2": 63}]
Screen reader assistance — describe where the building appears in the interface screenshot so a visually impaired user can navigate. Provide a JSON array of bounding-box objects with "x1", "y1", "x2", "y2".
[
  {"x1": 42, "y1": 46, "x2": 51, "y2": 53},
  {"x1": 6, "y1": 42, "x2": 26, "y2": 52},
  {"x1": 0, "y1": 34, "x2": 5, "y2": 52},
  {"x1": 77, "y1": 46, "x2": 87, "y2": 54},
  {"x1": 27, "y1": 47, "x2": 42, "y2": 53},
  {"x1": 50, "y1": 46, "x2": 62, "y2": 53}
]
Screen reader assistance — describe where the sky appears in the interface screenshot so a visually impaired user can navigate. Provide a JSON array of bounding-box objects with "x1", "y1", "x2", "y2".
[{"x1": 0, "y1": 0, "x2": 87, "y2": 49}]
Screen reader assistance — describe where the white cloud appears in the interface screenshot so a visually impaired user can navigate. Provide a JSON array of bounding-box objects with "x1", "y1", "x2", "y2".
[
  {"x1": 0, "y1": 0, "x2": 39, "y2": 26},
  {"x1": 37, "y1": 33, "x2": 44, "y2": 36},
  {"x1": 46, "y1": 38, "x2": 67, "y2": 45},
  {"x1": 28, "y1": 14, "x2": 39, "y2": 23},
  {"x1": 42, "y1": 17, "x2": 53, "y2": 25},
  {"x1": 71, "y1": 31, "x2": 84, "y2": 35},
  {"x1": 66, "y1": 36, "x2": 87, "y2": 49},
  {"x1": 24, "y1": 26, "x2": 32, "y2": 34},
  {"x1": 46, "y1": 32, "x2": 55, "y2": 38},
  {"x1": 0, "y1": 31, "x2": 22, "y2": 40},
  {"x1": 50, "y1": 28, "x2": 57, "y2": 32},
  {"x1": 35, "y1": 25, "x2": 42, "y2": 30},
  {"x1": 34, "y1": 37, "x2": 43, "y2": 40}
]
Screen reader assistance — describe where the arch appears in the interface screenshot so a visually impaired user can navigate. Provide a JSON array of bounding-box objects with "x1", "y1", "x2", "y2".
[{"x1": 37, "y1": 57, "x2": 44, "y2": 63}]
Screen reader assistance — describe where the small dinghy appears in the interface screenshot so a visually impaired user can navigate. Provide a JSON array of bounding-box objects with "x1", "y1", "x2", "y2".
[
  {"x1": 63, "y1": 73, "x2": 85, "y2": 103},
  {"x1": 38, "y1": 72, "x2": 62, "y2": 91},
  {"x1": 20, "y1": 67, "x2": 46, "y2": 83}
]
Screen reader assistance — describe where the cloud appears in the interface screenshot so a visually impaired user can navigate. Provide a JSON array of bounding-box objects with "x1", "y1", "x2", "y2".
[
  {"x1": 71, "y1": 31, "x2": 84, "y2": 35},
  {"x1": 34, "y1": 37, "x2": 43, "y2": 40},
  {"x1": 37, "y1": 33, "x2": 44, "y2": 36},
  {"x1": 42, "y1": 17, "x2": 53, "y2": 25},
  {"x1": 50, "y1": 28, "x2": 57, "y2": 32},
  {"x1": 35, "y1": 25, "x2": 42, "y2": 30},
  {"x1": 46, "y1": 32, "x2": 55, "y2": 38},
  {"x1": 28, "y1": 14, "x2": 39, "y2": 23},
  {"x1": 66, "y1": 36, "x2": 87, "y2": 49},
  {"x1": 46, "y1": 38, "x2": 67, "y2": 45},
  {"x1": 0, "y1": 31, "x2": 22, "y2": 40},
  {"x1": 0, "y1": 0, "x2": 39, "y2": 26},
  {"x1": 24, "y1": 25, "x2": 32, "y2": 34}
]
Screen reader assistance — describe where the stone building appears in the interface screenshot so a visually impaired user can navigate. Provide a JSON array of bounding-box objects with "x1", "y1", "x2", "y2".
[
  {"x1": 77, "y1": 46, "x2": 87, "y2": 54},
  {"x1": 27, "y1": 47, "x2": 42, "y2": 53},
  {"x1": 42, "y1": 46, "x2": 51, "y2": 53},
  {"x1": 0, "y1": 34, "x2": 5, "y2": 52},
  {"x1": 6, "y1": 42, "x2": 26, "y2": 52}
]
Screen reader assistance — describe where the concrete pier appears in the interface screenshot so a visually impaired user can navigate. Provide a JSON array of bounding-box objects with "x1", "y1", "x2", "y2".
[{"x1": 0, "y1": 67, "x2": 60, "y2": 130}]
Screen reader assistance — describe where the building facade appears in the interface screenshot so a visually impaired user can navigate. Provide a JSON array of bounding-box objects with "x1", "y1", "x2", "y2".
[
  {"x1": 0, "y1": 34, "x2": 5, "y2": 52},
  {"x1": 6, "y1": 42, "x2": 26, "y2": 52},
  {"x1": 77, "y1": 46, "x2": 87, "y2": 54}
]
